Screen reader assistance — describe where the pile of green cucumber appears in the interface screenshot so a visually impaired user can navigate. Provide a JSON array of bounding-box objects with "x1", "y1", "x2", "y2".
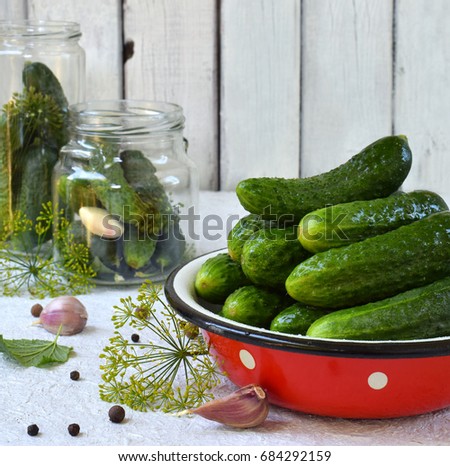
[{"x1": 194, "y1": 135, "x2": 450, "y2": 340}]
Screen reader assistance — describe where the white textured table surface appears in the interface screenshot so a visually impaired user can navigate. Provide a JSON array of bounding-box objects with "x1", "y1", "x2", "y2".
[{"x1": 0, "y1": 191, "x2": 449, "y2": 447}]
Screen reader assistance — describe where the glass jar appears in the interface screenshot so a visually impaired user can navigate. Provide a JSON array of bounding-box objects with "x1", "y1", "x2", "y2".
[
  {"x1": 53, "y1": 100, "x2": 199, "y2": 285},
  {"x1": 0, "y1": 20, "x2": 85, "y2": 246}
]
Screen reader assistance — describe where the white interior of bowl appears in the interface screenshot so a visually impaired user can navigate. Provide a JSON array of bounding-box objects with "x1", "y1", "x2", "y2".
[{"x1": 172, "y1": 248, "x2": 450, "y2": 346}]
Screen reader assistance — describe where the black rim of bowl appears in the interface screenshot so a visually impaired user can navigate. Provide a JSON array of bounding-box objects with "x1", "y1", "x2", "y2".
[{"x1": 164, "y1": 250, "x2": 450, "y2": 359}]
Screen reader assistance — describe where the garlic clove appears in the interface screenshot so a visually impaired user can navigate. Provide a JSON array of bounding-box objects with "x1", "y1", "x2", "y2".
[
  {"x1": 189, "y1": 384, "x2": 269, "y2": 428},
  {"x1": 34, "y1": 296, "x2": 88, "y2": 336},
  {"x1": 79, "y1": 206, "x2": 124, "y2": 239}
]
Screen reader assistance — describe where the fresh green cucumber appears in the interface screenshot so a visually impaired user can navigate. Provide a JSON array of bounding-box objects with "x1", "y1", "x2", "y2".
[
  {"x1": 89, "y1": 233, "x2": 122, "y2": 272},
  {"x1": 220, "y1": 285, "x2": 287, "y2": 328},
  {"x1": 123, "y1": 223, "x2": 157, "y2": 270},
  {"x1": 286, "y1": 211, "x2": 450, "y2": 309},
  {"x1": 298, "y1": 190, "x2": 448, "y2": 253},
  {"x1": 151, "y1": 217, "x2": 186, "y2": 273},
  {"x1": 13, "y1": 145, "x2": 58, "y2": 246},
  {"x1": 56, "y1": 173, "x2": 99, "y2": 214},
  {"x1": 22, "y1": 62, "x2": 68, "y2": 113},
  {"x1": 89, "y1": 146, "x2": 162, "y2": 236},
  {"x1": 270, "y1": 303, "x2": 329, "y2": 335},
  {"x1": 227, "y1": 214, "x2": 271, "y2": 262},
  {"x1": 87, "y1": 220, "x2": 157, "y2": 275},
  {"x1": 121, "y1": 150, "x2": 187, "y2": 270},
  {"x1": 0, "y1": 116, "x2": 12, "y2": 232},
  {"x1": 241, "y1": 226, "x2": 310, "y2": 290},
  {"x1": 306, "y1": 276, "x2": 450, "y2": 340},
  {"x1": 120, "y1": 150, "x2": 174, "y2": 227},
  {"x1": 236, "y1": 135, "x2": 412, "y2": 223},
  {"x1": 22, "y1": 61, "x2": 69, "y2": 146},
  {"x1": 195, "y1": 253, "x2": 250, "y2": 304}
]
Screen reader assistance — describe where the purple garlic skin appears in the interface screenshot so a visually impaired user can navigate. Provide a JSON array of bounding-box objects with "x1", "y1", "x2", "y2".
[{"x1": 35, "y1": 296, "x2": 88, "y2": 336}]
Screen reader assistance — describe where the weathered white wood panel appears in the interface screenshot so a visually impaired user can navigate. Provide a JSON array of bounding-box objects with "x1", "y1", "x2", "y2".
[
  {"x1": 123, "y1": 0, "x2": 219, "y2": 190},
  {"x1": 395, "y1": 0, "x2": 450, "y2": 199},
  {"x1": 301, "y1": 0, "x2": 393, "y2": 176},
  {"x1": 27, "y1": 0, "x2": 122, "y2": 100},
  {"x1": 0, "y1": 0, "x2": 27, "y2": 19},
  {"x1": 220, "y1": 0, "x2": 301, "y2": 191},
  {"x1": 4, "y1": 0, "x2": 450, "y2": 195}
]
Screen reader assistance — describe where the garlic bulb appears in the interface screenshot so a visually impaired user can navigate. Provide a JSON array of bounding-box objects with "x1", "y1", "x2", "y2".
[
  {"x1": 188, "y1": 384, "x2": 269, "y2": 428},
  {"x1": 34, "y1": 296, "x2": 88, "y2": 336}
]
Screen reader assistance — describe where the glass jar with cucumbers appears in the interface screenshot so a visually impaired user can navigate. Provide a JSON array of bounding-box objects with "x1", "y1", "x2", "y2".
[
  {"x1": 0, "y1": 20, "x2": 85, "y2": 249},
  {"x1": 52, "y1": 100, "x2": 198, "y2": 285}
]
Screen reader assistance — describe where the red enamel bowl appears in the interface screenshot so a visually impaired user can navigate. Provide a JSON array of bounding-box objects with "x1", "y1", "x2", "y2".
[{"x1": 164, "y1": 249, "x2": 450, "y2": 419}]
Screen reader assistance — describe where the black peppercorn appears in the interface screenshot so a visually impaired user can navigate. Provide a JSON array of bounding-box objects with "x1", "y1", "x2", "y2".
[
  {"x1": 131, "y1": 333, "x2": 140, "y2": 342},
  {"x1": 70, "y1": 370, "x2": 80, "y2": 381},
  {"x1": 27, "y1": 424, "x2": 39, "y2": 436},
  {"x1": 108, "y1": 405, "x2": 126, "y2": 423},
  {"x1": 31, "y1": 303, "x2": 43, "y2": 318},
  {"x1": 68, "y1": 423, "x2": 80, "y2": 436}
]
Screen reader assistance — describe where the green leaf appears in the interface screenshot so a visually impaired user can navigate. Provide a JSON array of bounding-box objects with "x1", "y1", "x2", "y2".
[{"x1": 0, "y1": 334, "x2": 73, "y2": 367}]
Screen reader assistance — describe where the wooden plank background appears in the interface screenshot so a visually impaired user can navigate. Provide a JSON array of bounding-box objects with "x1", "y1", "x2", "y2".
[{"x1": 1, "y1": 0, "x2": 449, "y2": 199}]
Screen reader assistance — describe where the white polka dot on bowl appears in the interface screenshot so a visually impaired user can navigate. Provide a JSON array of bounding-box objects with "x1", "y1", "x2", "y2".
[
  {"x1": 239, "y1": 349, "x2": 256, "y2": 370},
  {"x1": 368, "y1": 371, "x2": 388, "y2": 390}
]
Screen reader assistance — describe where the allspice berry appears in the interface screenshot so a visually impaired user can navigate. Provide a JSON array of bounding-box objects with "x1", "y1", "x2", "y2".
[
  {"x1": 68, "y1": 423, "x2": 80, "y2": 436},
  {"x1": 108, "y1": 405, "x2": 126, "y2": 423},
  {"x1": 31, "y1": 303, "x2": 43, "y2": 318},
  {"x1": 70, "y1": 370, "x2": 80, "y2": 381},
  {"x1": 27, "y1": 424, "x2": 39, "y2": 436}
]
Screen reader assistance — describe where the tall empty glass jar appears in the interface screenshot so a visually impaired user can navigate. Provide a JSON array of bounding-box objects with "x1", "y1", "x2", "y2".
[
  {"x1": 53, "y1": 100, "x2": 198, "y2": 285},
  {"x1": 0, "y1": 20, "x2": 85, "y2": 246}
]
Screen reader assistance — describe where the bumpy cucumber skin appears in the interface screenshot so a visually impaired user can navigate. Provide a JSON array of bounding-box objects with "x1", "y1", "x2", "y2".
[
  {"x1": 120, "y1": 150, "x2": 174, "y2": 220},
  {"x1": 120, "y1": 150, "x2": 186, "y2": 272},
  {"x1": 286, "y1": 211, "x2": 450, "y2": 309},
  {"x1": 236, "y1": 135, "x2": 412, "y2": 223},
  {"x1": 220, "y1": 285, "x2": 287, "y2": 328},
  {"x1": 151, "y1": 218, "x2": 186, "y2": 273},
  {"x1": 89, "y1": 234, "x2": 122, "y2": 272},
  {"x1": 270, "y1": 303, "x2": 329, "y2": 335},
  {"x1": 57, "y1": 174, "x2": 99, "y2": 216},
  {"x1": 195, "y1": 253, "x2": 250, "y2": 304},
  {"x1": 0, "y1": 116, "x2": 11, "y2": 232},
  {"x1": 227, "y1": 214, "x2": 270, "y2": 262},
  {"x1": 123, "y1": 223, "x2": 156, "y2": 270},
  {"x1": 241, "y1": 226, "x2": 310, "y2": 290},
  {"x1": 306, "y1": 276, "x2": 450, "y2": 340},
  {"x1": 298, "y1": 190, "x2": 448, "y2": 253},
  {"x1": 91, "y1": 155, "x2": 161, "y2": 236},
  {"x1": 14, "y1": 145, "x2": 58, "y2": 246},
  {"x1": 22, "y1": 61, "x2": 69, "y2": 146},
  {"x1": 22, "y1": 62, "x2": 69, "y2": 112}
]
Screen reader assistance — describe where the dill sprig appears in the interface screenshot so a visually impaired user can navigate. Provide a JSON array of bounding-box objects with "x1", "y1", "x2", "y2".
[
  {"x1": 0, "y1": 201, "x2": 96, "y2": 298},
  {"x1": 99, "y1": 281, "x2": 224, "y2": 413},
  {"x1": 3, "y1": 86, "x2": 65, "y2": 152}
]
